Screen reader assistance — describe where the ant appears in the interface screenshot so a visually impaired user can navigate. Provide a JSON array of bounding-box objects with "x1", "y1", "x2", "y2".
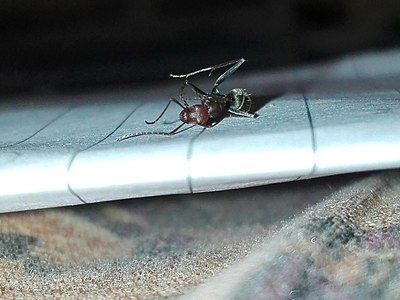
[{"x1": 117, "y1": 58, "x2": 256, "y2": 141}]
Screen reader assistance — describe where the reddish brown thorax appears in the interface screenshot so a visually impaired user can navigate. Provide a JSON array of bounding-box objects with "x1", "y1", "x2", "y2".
[
  {"x1": 179, "y1": 105, "x2": 210, "y2": 127},
  {"x1": 179, "y1": 102, "x2": 227, "y2": 128},
  {"x1": 207, "y1": 101, "x2": 226, "y2": 119}
]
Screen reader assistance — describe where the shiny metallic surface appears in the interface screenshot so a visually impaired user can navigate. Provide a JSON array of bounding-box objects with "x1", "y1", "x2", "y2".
[{"x1": 1, "y1": 50, "x2": 400, "y2": 212}]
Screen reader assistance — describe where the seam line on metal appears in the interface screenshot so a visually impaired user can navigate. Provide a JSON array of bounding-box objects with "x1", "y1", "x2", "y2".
[
  {"x1": 0, "y1": 106, "x2": 74, "y2": 149},
  {"x1": 303, "y1": 94, "x2": 317, "y2": 176},
  {"x1": 186, "y1": 128, "x2": 206, "y2": 193},
  {"x1": 66, "y1": 103, "x2": 143, "y2": 204}
]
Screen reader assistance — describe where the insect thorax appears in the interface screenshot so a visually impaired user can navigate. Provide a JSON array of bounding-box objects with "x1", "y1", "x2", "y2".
[
  {"x1": 180, "y1": 105, "x2": 210, "y2": 127},
  {"x1": 226, "y1": 88, "x2": 252, "y2": 112}
]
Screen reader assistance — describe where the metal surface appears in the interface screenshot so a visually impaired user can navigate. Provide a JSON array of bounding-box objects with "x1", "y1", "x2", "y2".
[{"x1": 1, "y1": 50, "x2": 400, "y2": 212}]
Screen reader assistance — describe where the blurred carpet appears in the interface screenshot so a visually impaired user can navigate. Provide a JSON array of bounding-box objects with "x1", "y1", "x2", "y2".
[{"x1": 1, "y1": 170, "x2": 400, "y2": 299}]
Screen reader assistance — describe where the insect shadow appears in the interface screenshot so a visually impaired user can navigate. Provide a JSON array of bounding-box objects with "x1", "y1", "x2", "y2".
[{"x1": 118, "y1": 58, "x2": 257, "y2": 141}]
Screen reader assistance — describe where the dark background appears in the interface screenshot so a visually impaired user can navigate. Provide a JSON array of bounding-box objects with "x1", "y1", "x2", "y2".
[{"x1": 1, "y1": 0, "x2": 399, "y2": 97}]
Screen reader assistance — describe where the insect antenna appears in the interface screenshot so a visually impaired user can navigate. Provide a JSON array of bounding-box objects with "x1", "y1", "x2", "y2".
[{"x1": 145, "y1": 98, "x2": 186, "y2": 125}]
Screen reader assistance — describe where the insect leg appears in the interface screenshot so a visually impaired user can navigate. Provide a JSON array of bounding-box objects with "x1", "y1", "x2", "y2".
[
  {"x1": 209, "y1": 119, "x2": 224, "y2": 128},
  {"x1": 170, "y1": 66, "x2": 214, "y2": 79},
  {"x1": 184, "y1": 82, "x2": 207, "y2": 96},
  {"x1": 170, "y1": 58, "x2": 245, "y2": 79},
  {"x1": 178, "y1": 80, "x2": 209, "y2": 104},
  {"x1": 212, "y1": 58, "x2": 246, "y2": 94},
  {"x1": 145, "y1": 98, "x2": 186, "y2": 125},
  {"x1": 185, "y1": 82, "x2": 228, "y2": 105},
  {"x1": 227, "y1": 106, "x2": 256, "y2": 118},
  {"x1": 178, "y1": 80, "x2": 193, "y2": 106},
  {"x1": 167, "y1": 122, "x2": 187, "y2": 135},
  {"x1": 117, "y1": 123, "x2": 188, "y2": 141}
]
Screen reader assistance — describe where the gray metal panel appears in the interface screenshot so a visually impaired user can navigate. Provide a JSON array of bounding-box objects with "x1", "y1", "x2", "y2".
[
  {"x1": 1, "y1": 50, "x2": 400, "y2": 212},
  {"x1": 307, "y1": 98, "x2": 400, "y2": 175},
  {"x1": 189, "y1": 95, "x2": 314, "y2": 192}
]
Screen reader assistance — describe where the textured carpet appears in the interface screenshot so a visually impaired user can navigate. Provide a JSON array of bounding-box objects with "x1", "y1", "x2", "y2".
[{"x1": 1, "y1": 171, "x2": 399, "y2": 299}]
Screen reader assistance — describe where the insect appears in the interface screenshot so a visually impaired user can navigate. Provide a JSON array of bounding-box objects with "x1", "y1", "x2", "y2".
[{"x1": 117, "y1": 58, "x2": 255, "y2": 141}]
